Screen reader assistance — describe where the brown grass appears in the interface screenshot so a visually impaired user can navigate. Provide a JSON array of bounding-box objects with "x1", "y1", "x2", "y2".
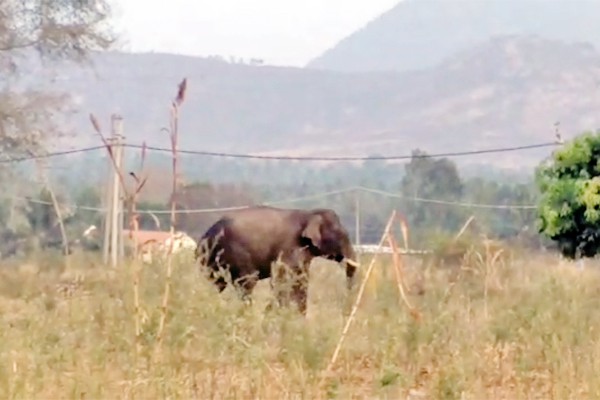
[{"x1": 0, "y1": 244, "x2": 599, "y2": 399}]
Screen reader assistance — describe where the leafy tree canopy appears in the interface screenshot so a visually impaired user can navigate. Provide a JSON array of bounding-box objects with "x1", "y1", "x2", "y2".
[
  {"x1": 401, "y1": 149, "x2": 466, "y2": 237},
  {"x1": 536, "y1": 131, "x2": 600, "y2": 259},
  {"x1": 1, "y1": 0, "x2": 115, "y2": 158}
]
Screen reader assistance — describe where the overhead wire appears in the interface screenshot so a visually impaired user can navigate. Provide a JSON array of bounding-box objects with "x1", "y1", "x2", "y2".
[
  {"x1": 0, "y1": 140, "x2": 561, "y2": 163},
  {"x1": 357, "y1": 187, "x2": 538, "y2": 209},
  {"x1": 12, "y1": 186, "x2": 540, "y2": 214},
  {"x1": 125, "y1": 141, "x2": 560, "y2": 161},
  {"x1": 0, "y1": 139, "x2": 551, "y2": 214},
  {"x1": 0, "y1": 145, "x2": 107, "y2": 164}
]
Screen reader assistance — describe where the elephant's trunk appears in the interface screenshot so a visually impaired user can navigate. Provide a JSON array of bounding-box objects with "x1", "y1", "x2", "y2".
[
  {"x1": 345, "y1": 261, "x2": 358, "y2": 291},
  {"x1": 341, "y1": 242, "x2": 359, "y2": 291}
]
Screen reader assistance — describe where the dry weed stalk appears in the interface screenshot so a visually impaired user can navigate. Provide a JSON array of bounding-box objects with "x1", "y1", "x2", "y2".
[
  {"x1": 155, "y1": 77, "x2": 187, "y2": 352},
  {"x1": 386, "y1": 230, "x2": 421, "y2": 321},
  {"x1": 89, "y1": 113, "x2": 149, "y2": 355},
  {"x1": 454, "y1": 215, "x2": 475, "y2": 242},
  {"x1": 321, "y1": 210, "x2": 397, "y2": 385},
  {"x1": 475, "y1": 236, "x2": 505, "y2": 320},
  {"x1": 127, "y1": 164, "x2": 149, "y2": 354},
  {"x1": 366, "y1": 212, "x2": 410, "y2": 294},
  {"x1": 394, "y1": 212, "x2": 410, "y2": 249},
  {"x1": 127, "y1": 144, "x2": 150, "y2": 257},
  {"x1": 435, "y1": 214, "x2": 477, "y2": 300}
]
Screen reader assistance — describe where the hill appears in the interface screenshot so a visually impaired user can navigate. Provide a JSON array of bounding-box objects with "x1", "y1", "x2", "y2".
[
  {"x1": 307, "y1": 0, "x2": 600, "y2": 73},
  {"x1": 22, "y1": 35, "x2": 600, "y2": 173}
]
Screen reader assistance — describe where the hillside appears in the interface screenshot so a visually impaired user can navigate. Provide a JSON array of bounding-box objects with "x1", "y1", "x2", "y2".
[
  {"x1": 23, "y1": 35, "x2": 600, "y2": 172},
  {"x1": 307, "y1": 0, "x2": 600, "y2": 73}
]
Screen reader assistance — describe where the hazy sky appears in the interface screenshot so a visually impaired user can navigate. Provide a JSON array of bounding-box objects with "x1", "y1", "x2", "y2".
[{"x1": 113, "y1": 0, "x2": 400, "y2": 67}]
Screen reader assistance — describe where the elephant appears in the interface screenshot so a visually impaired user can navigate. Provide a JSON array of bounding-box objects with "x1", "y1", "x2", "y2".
[{"x1": 194, "y1": 206, "x2": 360, "y2": 315}]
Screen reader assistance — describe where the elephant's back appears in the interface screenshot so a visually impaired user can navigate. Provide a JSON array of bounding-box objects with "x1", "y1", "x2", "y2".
[
  {"x1": 221, "y1": 207, "x2": 304, "y2": 262},
  {"x1": 229, "y1": 207, "x2": 301, "y2": 243}
]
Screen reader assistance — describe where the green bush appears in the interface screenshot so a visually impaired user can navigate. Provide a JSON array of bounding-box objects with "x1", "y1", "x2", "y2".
[{"x1": 536, "y1": 131, "x2": 600, "y2": 258}]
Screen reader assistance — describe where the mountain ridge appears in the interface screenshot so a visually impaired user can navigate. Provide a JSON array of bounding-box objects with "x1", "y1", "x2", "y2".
[
  {"x1": 307, "y1": 0, "x2": 600, "y2": 73},
  {"x1": 19, "y1": 35, "x2": 600, "y2": 171}
]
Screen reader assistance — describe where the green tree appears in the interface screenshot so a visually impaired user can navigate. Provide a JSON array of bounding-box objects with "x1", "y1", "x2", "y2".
[
  {"x1": 401, "y1": 149, "x2": 465, "y2": 238},
  {"x1": 536, "y1": 131, "x2": 600, "y2": 259}
]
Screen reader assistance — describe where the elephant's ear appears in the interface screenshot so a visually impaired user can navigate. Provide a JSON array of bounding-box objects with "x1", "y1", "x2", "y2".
[{"x1": 301, "y1": 214, "x2": 323, "y2": 248}]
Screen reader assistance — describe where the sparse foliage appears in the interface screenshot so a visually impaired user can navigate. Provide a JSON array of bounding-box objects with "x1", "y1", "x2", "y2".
[{"x1": 0, "y1": 0, "x2": 115, "y2": 158}]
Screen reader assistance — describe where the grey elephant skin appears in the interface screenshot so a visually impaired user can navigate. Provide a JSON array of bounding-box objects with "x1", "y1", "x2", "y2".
[{"x1": 194, "y1": 206, "x2": 360, "y2": 315}]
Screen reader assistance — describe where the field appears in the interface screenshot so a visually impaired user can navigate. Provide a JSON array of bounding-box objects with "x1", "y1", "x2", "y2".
[{"x1": 0, "y1": 245, "x2": 599, "y2": 399}]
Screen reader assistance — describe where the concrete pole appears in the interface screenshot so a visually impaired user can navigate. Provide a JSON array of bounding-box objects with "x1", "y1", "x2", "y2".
[
  {"x1": 102, "y1": 137, "x2": 114, "y2": 265},
  {"x1": 355, "y1": 189, "x2": 360, "y2": 247},
  {"x1": 110, "y1": 115, "x2": 124, "y2": 268},
  {"x1": 117, "y1": 122, "x2": 125, "y2": 261}
]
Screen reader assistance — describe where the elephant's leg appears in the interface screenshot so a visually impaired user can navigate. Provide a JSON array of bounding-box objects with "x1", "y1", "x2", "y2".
[
  {"x1": 271, "y1": 261, "x2": 310, "y2": 315},
  {"x1": 234, "y1": 272, "x2": 259, "y2": 305},
  {"x1": 270, "y1": 252, "x2": 311, "y2": 315},
  {"x1": 290, "y1": 263, "x2": 310, "y2": 315},
  {"x1": 213, "y1": 276, "x2": 228, "y2": 292},
  {"x1": 205, "y1": 265, "x2": 229, "y2": 293},
  {"x1": 271, "y1": 260, "x2": 294, "y2": 309}
]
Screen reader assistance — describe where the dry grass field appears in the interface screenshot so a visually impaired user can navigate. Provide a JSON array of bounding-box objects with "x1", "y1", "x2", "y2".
[{"x1": 0, "y1": 244, "x2": 599, "y2": 399}]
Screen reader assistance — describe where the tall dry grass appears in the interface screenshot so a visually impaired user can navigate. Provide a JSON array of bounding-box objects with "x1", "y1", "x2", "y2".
[{"x1": 0, "y1": 246, "x2": 599, "y2": 399}]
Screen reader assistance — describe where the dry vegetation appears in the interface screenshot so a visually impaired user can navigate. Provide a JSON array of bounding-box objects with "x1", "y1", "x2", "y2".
[{"x1": 0, "y1": 243, "x2": 599, "y2": 399}]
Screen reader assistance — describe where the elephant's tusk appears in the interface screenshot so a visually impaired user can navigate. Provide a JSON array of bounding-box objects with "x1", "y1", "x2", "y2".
[{"x1": 344, "y1": 258, "x2": 360, "y2": 268}]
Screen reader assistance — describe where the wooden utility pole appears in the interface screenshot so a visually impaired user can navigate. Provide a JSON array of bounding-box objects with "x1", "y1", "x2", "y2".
[{"x1": 102, "y1": 115, "x2": 125, "y2": 267}]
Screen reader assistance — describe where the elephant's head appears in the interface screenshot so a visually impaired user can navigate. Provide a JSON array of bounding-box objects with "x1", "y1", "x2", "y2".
[{"x1": 300, "y1": 208, "x2": 360, "y2": 290}]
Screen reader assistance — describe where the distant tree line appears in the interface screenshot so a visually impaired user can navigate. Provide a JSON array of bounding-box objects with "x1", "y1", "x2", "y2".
[{"x1": 0, "y1": 147, "x2": 544, "y2": 259}]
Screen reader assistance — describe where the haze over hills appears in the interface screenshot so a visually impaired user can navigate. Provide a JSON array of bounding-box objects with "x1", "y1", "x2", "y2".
[
  {"x1": 307, "y1": 0, "x2": 600, "y2": 73},
  {"x1": 30, "y1": 33, "x2": 600, "y2": 174}
]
